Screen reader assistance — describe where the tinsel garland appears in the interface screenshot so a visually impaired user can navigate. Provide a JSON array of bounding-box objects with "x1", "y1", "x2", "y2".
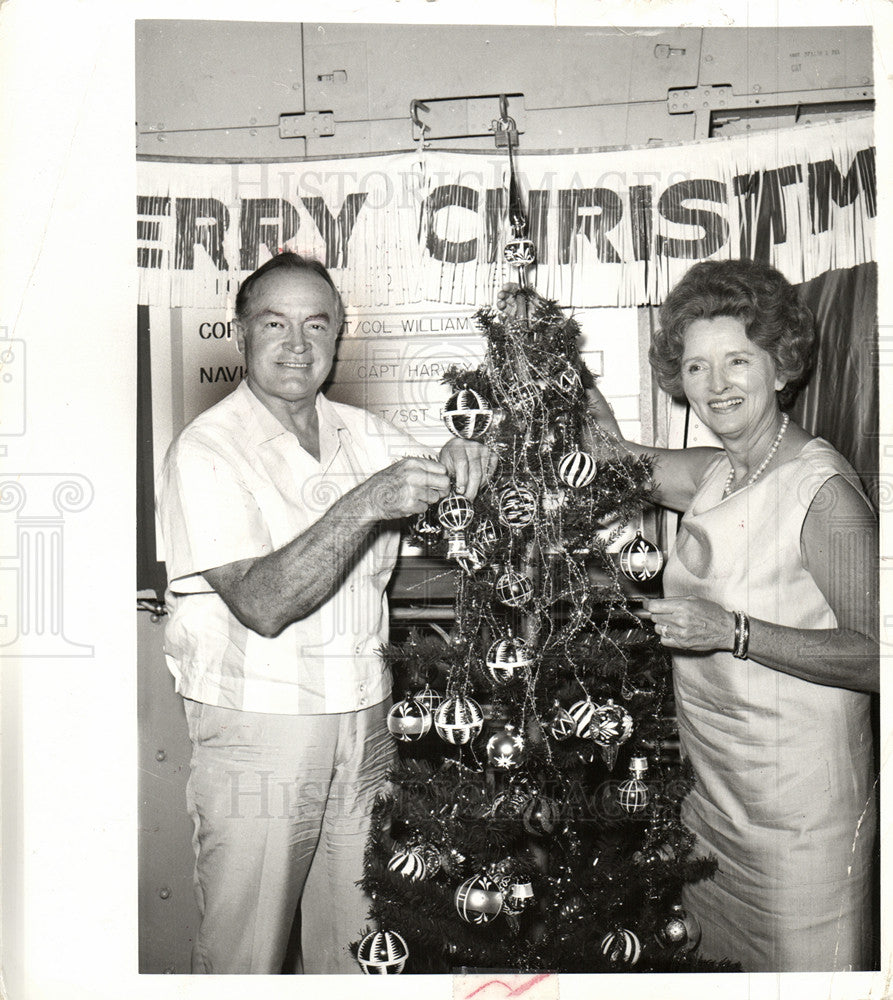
[{"x1": 355, "y1": 287, "x2": 736, "y2": 973}]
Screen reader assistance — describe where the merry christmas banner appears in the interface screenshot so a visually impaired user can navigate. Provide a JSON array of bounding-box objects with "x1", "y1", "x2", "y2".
[{"x1": 137, "y1": 116, "x2": 874, "y2": 311}]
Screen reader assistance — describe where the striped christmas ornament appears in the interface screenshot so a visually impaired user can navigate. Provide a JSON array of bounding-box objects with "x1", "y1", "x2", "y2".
[
  {"x1": 557, "y1": 450, "x2": 597, "y2": 488},
  {"x1": 600, "y1": 928, "x2": 642, "y2": 966},
  {"x1": 568, "y1": 698, "x2": 596, "y2": 738},
  {"x1": 454, "y1": 874, "x2": 504, "y2": 924},
  {"x1": 485, "y1": 636, "x2": 532, "y2": 684},
  {"x1": 442, "y1": 389, "x2": 493, "y2": 440},
  {"x1": 386, "y1": 698, "x2": 432, "y2": 742},
  {"x1": 434, "y1": 695, "x2": 484, "y2": 745},
  {"x1": 497, "y1": 486, "x2": 537, "y2": 528},
  {"x1": 357, "y1": 930, "x2": 409, "y2": 974},
  {"x1": 387, "y1": 847, "x2": 428, "y2": 881},
  {"x1": 521, "y1": 794, "x2": 560, "y2": 835}
]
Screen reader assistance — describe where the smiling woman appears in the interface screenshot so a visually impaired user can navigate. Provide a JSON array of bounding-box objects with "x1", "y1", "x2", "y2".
[{"x1": 585, "y1": 258, "x2": 878, "y2": 972}]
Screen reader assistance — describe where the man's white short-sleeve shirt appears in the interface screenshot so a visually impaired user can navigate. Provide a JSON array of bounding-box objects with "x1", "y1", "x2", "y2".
[{"x1": 156, "y1": 380, "x2": 426, "y2": 714}]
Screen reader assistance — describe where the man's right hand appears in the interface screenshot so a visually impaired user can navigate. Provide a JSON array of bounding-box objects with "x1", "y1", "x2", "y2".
[{"x1": 358, "y1": 457, "x2": 451, "y2": 520}]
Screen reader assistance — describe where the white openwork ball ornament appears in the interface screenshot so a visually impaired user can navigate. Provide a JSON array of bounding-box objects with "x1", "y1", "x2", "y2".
[
  {"x1": 437, "y1": 493, "x2": 474, "y2": 532},
  {"x1": 442, "y1": 389, "x2": 493, "y2": 440},
  {"x1": 434, "y1": 695, "x2": 484, "y2": 745},
  {"x1": 557, "y1": 450, "x2": 597, "y2": 488},
  {"x1": 495, "y1": 570, "x2": 533, "y2": 607},
  {"x1": 413, "y1": 684, "x2": 442, "y2": 716},
  {"x1": 357, "y1": 929, "x2": 410, "y2": 974},
  {"x1": 486, "y1": 636, "x2": 533, "y2": 684}
]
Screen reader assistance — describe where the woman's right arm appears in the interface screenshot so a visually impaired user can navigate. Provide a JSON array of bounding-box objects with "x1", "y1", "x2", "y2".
[
  {"x1": 583, "y1": 385, "x2": 719, "y2": 513},
  {"x1": 494, "y1": 284, "x2": 719, "y2": 513}
]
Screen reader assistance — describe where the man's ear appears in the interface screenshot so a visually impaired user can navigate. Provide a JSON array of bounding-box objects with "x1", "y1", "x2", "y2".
[{"x1": 234, "y1": 320, "x2": 246, "y2": 355}]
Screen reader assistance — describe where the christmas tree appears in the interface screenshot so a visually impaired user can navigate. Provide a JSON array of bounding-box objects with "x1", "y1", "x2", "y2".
[{"x1": 354, "y1": 286, "x2": 738, "y2": 974}]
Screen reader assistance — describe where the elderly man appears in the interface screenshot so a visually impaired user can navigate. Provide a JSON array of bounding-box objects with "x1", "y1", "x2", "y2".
[{"x1": 157, "y1": 253, "x2": 489, "y2": 974}]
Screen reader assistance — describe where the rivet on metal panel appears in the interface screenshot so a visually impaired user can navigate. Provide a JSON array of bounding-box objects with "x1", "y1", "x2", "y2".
[
  {"x1": 159, "y1": 887, "x2": 171, "y2": 900},
  {"x1": 163, "y1": 967, "x2": 175, "y2": 975},
  {"x1": 704, "y1": 54, "x2": 714, "y2": 62},
  {"x1": 292, "y1": 82, "x2": 301, "y2": 91},
  {"x1": 155, "y1": 750, "x2": 166, "y2": 762},
  {"x1": 250, "y1": 117, "x2": 257, "y2": 126},
  {"x1": 250, "y1": 129, "x2": 257, "y2": 137},
  {"x1": 156, "y1": 122, "x2": 164, "y2": 130},
  {"x1": 753, "y1": 84, "x2": 762, "y2": 93},
  {"x1": 157, "y1": 135, "x2": 166, "y2": 142}
]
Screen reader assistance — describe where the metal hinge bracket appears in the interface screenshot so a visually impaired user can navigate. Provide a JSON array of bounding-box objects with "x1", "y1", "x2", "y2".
[{"x1": 279, "y1": 111, "x2": 335, "y2": 140}]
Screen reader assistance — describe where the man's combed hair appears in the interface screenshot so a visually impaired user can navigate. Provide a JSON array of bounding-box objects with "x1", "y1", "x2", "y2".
[
  {"x1": 235, "y1": 252, "x2": 345, "y2": 327},
  {"x1": 650, "y1": 259, "x2": 816, "y2": 408}
]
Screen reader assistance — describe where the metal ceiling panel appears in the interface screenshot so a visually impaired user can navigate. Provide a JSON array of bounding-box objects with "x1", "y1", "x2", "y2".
[
  {"x1": 699, "y1": 26, "x2": 873, "y2": 96},
  {"x1": 136, "y1": 20, "x2": 304, "y2": 134},
  {"x1": 303, "y1": 24, "x2": 703, "y2": 123}
]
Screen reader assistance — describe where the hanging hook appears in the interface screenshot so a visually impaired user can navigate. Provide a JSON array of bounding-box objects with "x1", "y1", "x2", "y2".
[{"x1": 410, "y1": 99, "x2": 431, "y2": 148}]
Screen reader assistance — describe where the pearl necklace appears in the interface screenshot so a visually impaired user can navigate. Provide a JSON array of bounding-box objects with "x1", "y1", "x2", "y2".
[{"x1": 722, "y1": 413, "x2": 789, "y2": 498}]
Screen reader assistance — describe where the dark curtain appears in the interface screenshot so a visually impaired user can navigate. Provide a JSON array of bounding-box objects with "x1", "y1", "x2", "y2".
[
  {"x1": 137, "y1": 305, "x2": 168, "y2": 596},
  {"x1": 790, "y1": 262, "x2": 878, "y2": 506}
]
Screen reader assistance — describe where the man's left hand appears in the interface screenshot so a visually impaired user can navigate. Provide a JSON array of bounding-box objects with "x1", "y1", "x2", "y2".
[{"x1": 438, "y1": 438, "x2": 497, "y2": 500}]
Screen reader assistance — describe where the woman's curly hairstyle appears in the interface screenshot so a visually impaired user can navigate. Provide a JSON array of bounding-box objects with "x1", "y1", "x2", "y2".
[{"x1": 649, "y1": 259, "x2": 816, "y2": 408}]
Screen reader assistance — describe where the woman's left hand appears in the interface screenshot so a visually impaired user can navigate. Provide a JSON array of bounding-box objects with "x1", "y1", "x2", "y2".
[{"x1": 638, "y1": 596, "x2": 735, "y2": 652}]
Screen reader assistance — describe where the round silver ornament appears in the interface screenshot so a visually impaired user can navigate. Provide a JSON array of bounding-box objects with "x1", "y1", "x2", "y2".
[
  {"x1": 618, "y1": 531, "x2": 664, "y2": 582},
  {"x1": 455, "y1": 874, "x2": 504, "y2": 924},
  {"x1": 386, "y1": 698, "x2": 432, "y2": 742}
]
